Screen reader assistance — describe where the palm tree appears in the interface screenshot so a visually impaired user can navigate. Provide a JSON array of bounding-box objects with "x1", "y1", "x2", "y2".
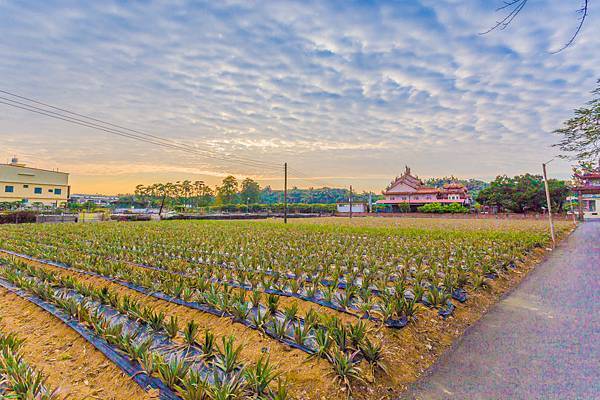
[
  {"x1": 193, "y1": 180, "x2": 204, "y2": 208},
  {"x1": 181, "y1": 180, "x2": 193, "y2": 209}
]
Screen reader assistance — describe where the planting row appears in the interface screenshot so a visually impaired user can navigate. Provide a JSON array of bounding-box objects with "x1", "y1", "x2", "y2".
[
  {"x1": 0, "y1": 221, "x2": 546, "y2": 290},
  {"x1": 0, "y1": 220, "x2": 553, "y2": 336},
  {"x1": 6, "y1": 242, "x2": 433, "y2": 325},
  {"x1": 0, "y1": 223, "x2": 539, "y2": 324},
  {"x1": 0, "y1": 257, "x2": 292, "y2": 399},
  {"x1": 0, "y1": 256, "x2": 387, "y2": 388}
]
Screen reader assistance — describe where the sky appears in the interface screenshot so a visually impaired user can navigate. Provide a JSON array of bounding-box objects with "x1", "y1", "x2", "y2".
[{"x1": 0, "y1": 0, "x2": 598, "y2": 195}]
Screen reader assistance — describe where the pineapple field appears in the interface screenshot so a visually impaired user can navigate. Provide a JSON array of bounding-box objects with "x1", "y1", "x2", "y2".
[{"x1": 0, "y1": 218, "x2": 573, "y2": 400}]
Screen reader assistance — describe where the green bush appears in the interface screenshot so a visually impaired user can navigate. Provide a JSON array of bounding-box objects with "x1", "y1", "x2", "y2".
[
  {"x1": 397, "y1": 203, "x2": 411, "y2": 213},
  {"x1": 417, "y1": 203, "x2": 469, "y2": 214},
  {"x1": 0, "y1": 201, "x2": 22, "y2": 211}
]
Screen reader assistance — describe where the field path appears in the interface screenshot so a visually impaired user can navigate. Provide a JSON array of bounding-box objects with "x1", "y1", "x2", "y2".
[{"x1": 403, "y1": 221, "x2": 600, "y2": 400}]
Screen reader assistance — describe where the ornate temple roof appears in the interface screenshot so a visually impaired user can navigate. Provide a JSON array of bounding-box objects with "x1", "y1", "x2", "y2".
[{"x1": 383, "y1": 166, "x2": 466, "y2": 195}]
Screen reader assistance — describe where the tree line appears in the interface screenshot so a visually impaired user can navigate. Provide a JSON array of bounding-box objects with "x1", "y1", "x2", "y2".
[
  {"x1": 126, "y1": 77, "x2": 600, "y2": 215},
  {"x1": 132, "y1": 176, "x2": 382, "y2": 209},
  {"x1": 476, "y1": 174, "x2": 569, "y2": 213}
]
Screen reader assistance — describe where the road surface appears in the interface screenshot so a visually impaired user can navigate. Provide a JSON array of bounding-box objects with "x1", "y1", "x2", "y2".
[{"x1": 404, "y1": 222, "x2": 600, "y2": 400}]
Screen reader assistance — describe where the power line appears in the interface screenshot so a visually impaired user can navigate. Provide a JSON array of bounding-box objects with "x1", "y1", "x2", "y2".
[
  {"x1": 0, "y1": 96, "x2": 282, "y2": 172},
  {"x1": 0, "y1": 89, "x2": 283, "y2": 168},
  {"x1": 0, "y1": 90, "x2": 281, "y2": 167},
  {"x1": 0, "y1": 100, "x2": 282, "y2": 174}
]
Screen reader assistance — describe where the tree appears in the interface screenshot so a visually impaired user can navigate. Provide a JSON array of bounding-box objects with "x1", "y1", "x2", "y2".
[
  {"x1": 216, "y1": 176, "x2": 239, "y2": 205},
  {"x1": 554, "y1": 80, "x2": 600, "y2": 165},
  {"x1": 483, "y1": 0, "x2": 589, "y2": 53},
  {"x1": 134, "y1": 184, "x2": 151, "y2": 207},
  {"x1": 477, "y1": 174, "x2": 569, "y2": 213},
  {"x1": 132, "y1": 180, "x2": 216, "y2": 210},
  {"x1": 239, "y1": 178, "x2": 261, "y2": 204},
  {"x1": 258, "y1": 186, "x2": 383, "y2": 204},
  {"x1": 192, "y1": 180, "x2": 214, "y2": 207},
  {"x1": 260, "y1": 186, "x2": 279, "y2": 204},
  {"x1": 476, "y1": 175, "x2": 518, "y2": 211},
  {"x1": 157, "y1": 182, "x2": 178, "y2": 214},
  {"x1": 179, "y1": 180, "x2": 193, "y2": 207}
]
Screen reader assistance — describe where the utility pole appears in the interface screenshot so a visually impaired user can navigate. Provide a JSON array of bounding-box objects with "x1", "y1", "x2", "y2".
[
  {"x1": 542, "y1": 161, "x2": 556, "y2": 247},
  {"x1": 284, "y1": 162, "x2": 288, "y2": 224},
  {"x1": 349, "y1": 185, "x2": 353, "y2": 219}
]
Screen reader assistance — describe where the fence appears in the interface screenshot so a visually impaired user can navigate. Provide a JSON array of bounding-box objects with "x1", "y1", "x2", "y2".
[
  {"x1": 78, "y1": 212, "x2": 108, "y2": 222},
  {"x1": 166, "y1": 213, "x2": 322, "y2": 221},
  {"x1": 35, "y1": 214, "x2": 78, "y2": 224}
]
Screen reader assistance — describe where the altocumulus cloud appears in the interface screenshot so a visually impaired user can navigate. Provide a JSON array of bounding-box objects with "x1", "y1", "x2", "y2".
[{"x1": 0, "y1": 0, "x2": 598, "y2": 192}]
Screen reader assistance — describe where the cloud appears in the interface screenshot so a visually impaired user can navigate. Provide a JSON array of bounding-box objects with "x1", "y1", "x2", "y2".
[{"x1": 0, "y1": 0, "x2": 598, "y2": 193}]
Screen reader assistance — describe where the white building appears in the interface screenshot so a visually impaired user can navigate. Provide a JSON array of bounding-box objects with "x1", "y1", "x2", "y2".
[{"x1": 336, "y1": 203, "x2": 367, "y2": 213}]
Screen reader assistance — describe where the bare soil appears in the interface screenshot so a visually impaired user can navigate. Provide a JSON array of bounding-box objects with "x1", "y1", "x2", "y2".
[{"x1": 0, "y1": 287, "x2": 153, "y2": 400}]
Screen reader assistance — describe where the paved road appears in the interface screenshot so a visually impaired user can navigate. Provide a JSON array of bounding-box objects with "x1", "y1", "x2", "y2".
[{"x1": 404, "y1": 222, "x2": 600, "y2": 400}]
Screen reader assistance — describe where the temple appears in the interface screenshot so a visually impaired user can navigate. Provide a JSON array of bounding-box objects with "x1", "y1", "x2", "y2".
[
  {"x1": 375, "y1": 166, "x2": 469, "y2": 211},
  {"x1": 573, "y1": 163, "x2": 600, "y2": 219}
]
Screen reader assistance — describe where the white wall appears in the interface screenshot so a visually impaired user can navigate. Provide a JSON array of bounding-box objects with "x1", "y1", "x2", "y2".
[{"x1": 337, "y1": 203, "x2": 366, "y2": 213}]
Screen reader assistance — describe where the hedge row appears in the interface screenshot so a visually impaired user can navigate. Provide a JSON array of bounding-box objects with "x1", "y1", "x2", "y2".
[
  {"x1": 0, "y1": 211, "x2": 38, "y2": 224},
  {"x1": 417, "y1": 203, "x2": 469, "y2": 213},
  {"x1": 196, "y1": 203, "x2": 337, "y2": 213}
]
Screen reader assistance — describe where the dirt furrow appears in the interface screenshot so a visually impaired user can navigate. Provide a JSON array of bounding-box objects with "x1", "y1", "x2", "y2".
[{"x1": 0, "y1": 287, "x2": 153, "y2": 400}]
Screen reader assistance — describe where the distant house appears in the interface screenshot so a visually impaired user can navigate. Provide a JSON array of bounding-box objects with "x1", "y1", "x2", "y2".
[
  {"x1": 375, "y1": 166, "x2": 469, "y2": 211},
  {"x1": 336, "y1": 203, "x2": 367, "y2": 213},
  {"x1": 573, "y1": 164, "x2": 600, "y2": 220},
  {"x1": 69, "y1": 194, "x2": 119, "y2": 207}
]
